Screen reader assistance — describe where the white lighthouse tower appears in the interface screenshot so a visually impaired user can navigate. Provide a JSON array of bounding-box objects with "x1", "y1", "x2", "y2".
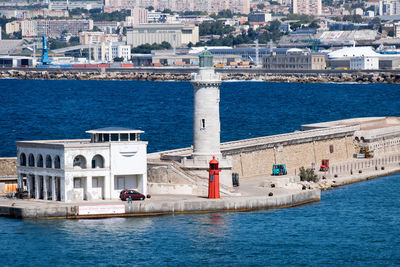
[
  {"x1": 191, "y1": 48, "x2": 222, "y2": 161},
  {"x1": 179, "y1": 48, "x2": 232, "y2": 188}
]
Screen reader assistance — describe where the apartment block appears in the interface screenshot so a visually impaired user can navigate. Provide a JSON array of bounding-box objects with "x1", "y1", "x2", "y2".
[
  {"x1": 127, "y1": 24, "x2": 199, "y2": 47},
  {"x1": 292, "y1": 0, "x2": 322, "y2": 15}
]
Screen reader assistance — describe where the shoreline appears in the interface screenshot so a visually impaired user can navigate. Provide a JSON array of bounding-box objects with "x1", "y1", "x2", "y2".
[
  {"x1": 1, "y1": 68, "x2": 400, "y2": 83},
  {"x1": 1, "y1": 167, "x2": 399, "y2": 219}
]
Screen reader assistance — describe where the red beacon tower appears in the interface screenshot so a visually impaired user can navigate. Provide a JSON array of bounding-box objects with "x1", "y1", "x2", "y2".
[{"x1": 208, "y1": 156, "x2": 220, "y2": 199}]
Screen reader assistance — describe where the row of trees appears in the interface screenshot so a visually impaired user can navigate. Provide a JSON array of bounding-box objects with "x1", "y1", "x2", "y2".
[{"x1": 131, "y1": 42, "x2": 172, "y2": 53}]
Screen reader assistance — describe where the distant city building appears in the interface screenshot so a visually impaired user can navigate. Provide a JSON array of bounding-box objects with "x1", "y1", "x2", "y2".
[
  {"x1": 16, "y1": 127, "x2": 148, "y2": 202},
  {"x1": 105, "y1": 0, "x2": 250, "y2": 14},
  {"x1": 93, "y1": 42, "x2": 131, "y2": 62},
  {"x1": 292, "y1": 0, "x2": 322, "y2": 15},
  {"x1": 394, "y1": 22, "x2": 400, "y2": 37},
  {"x1": 37, "y1": 19, "x2": 93, "y2": 38},
  {"x1": 21, "y1": 20, "x2": 37, "y2": 37},
  {"x1": 350, "y1": 56, "x2": 379, "y2": 70},
  {"x1": 79, "y1": 31, "x2": 119, "y2": 45},
  {"x1": 262, "y1": 48, "x2": 326, "y2": 70},
  {"x1": 127, "y1": 24, "x2": 199, "y2": 48},
  {"x1": 248, "y1": 13, "x2": 272, "y2": 25},
  {"x1": 378, "y1": 0, "x2": 400, "y2": 15},
  {"x1": 93, "y1": 21, "x2": 121, "y2": 34},
  {"x1": 49, "y1": 1, "x2": 103, "y2": 11},
  {"x1": 5, "y1": 21, "x2": 20, "y2": 35},
  {"x1": 125, "y1": 7, "x2": 148, "y2": 26},
  {"x1": 30, "y1": 8, "x2": 69, "y2": 18}
]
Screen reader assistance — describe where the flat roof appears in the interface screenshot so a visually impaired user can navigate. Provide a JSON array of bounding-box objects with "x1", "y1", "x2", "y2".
[
  {"x1": 302, "y1": 117, "x2": 400, "y2": 131},
  {"x1": 86, "y1": 127, "x2": 144, "y2": 134}
]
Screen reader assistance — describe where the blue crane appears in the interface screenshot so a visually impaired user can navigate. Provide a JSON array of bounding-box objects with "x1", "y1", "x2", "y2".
[{"x1": 41, "y1": 35, "x2": 52, "y2": 65}]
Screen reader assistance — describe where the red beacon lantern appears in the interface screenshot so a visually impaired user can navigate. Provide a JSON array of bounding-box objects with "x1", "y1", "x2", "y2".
[{"x1": 208, "y1": 156, "x2": 220, "y2": 199}]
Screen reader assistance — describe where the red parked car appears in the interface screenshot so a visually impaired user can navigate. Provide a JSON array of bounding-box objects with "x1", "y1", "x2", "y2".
[{"x1": 120, "y1": 190, "x2": 145, "y2": 201}]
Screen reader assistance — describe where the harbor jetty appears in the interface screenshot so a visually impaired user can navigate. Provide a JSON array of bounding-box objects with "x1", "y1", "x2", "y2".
[{"x1": 1, "y1": 68, "x2": 400, "y2": 83}]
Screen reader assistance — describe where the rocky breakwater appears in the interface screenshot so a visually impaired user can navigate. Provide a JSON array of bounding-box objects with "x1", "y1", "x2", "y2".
[
  {"x1": 0, "y1": 69, "x2": 191, "y2": 81},
  {"x1": 1, "y1": 69, "x2": 400, "y2": 83},
  {"x1": 223, "y1": 72, "x2": 400, "y2": 84}
]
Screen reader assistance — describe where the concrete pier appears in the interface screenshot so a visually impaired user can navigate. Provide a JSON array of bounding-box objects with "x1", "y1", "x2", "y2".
[{"x1": 0, "y1": 190, "x2": 320, "y2": 219}]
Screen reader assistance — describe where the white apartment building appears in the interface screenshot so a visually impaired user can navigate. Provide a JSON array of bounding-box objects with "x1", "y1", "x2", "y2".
[
  {"x1": 292, "y1": 0, "x2": 322, "y2": 15},
  {"x1": 79, "y1": 31, "x2": 119, "y2": 45},
  {"x1": 17, "y1": 127, "x2": 147, "y2": 202},
  {"x1": 350, "y1": 57, "x2": 379, "y2": 70},
  {"x1": 127, "y1": 24, "x2": 199, "y2": 48},
  {"x1": 93, "y1": 42, "x2": 131, "y2": 62}
]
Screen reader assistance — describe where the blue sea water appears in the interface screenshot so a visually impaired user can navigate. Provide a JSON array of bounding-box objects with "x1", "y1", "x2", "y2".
[
  {"x1": 0, "y1": 79, "x2": 399, "y2": 156},
  {"x1": 0, "y1": 79, "x2": 399, "y2": 265},
  {"x1": 0, "y1": 174, "x2": 399, "y2": 266}
]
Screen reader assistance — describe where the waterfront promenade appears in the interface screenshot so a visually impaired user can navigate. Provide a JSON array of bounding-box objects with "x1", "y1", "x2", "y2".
[{"x1": 1, "y1": 164, "x2": 399, "y2": 219}]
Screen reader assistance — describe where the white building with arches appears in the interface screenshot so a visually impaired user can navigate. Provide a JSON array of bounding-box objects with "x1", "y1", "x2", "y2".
[{"x1": 16, "y1": 127, "x2": 147, "y2": 202}]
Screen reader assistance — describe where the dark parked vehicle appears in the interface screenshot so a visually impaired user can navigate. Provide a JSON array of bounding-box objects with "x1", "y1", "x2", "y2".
[{"x1": 120, "y1": 189, "x2": 145, "y2": 201}]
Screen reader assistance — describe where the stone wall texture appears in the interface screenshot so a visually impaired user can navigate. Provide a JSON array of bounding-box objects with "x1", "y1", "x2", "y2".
[
  {"x1": 0, "y1": 157, "x2": 17, "y2": 177},
  {"x1": 230, "y1": 136, "x2": 356, "y2": 177}
]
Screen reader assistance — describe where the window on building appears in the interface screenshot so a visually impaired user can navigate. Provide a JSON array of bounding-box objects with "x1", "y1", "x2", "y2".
[
  {"x1": 74, "y1": 178, "x2": 82, "y2": 188},
  {"x1": 201, "y1": 119, "x2": 206, "y2": 129},
  {"x1": 111, "y1": 134, "x2": 119, "y2": 141},
  {"x1": 330, "y1": 145, "x2": 334, "y2": 153},
  {"x1": 54, "y1": 155, "x2": 61, "y2": 169},
  {"x1": 120, "y1": 133, "x2": 128, "y2": 141},
  {"x1": 20, "y1": 153, "x2": 26, "y2": 166},
  {"x1": 28, "y1": 154, "x2": 35, "y2": 167},
  {"x1": 37, "y1": 155, "x2": 43, "y2": 167}
]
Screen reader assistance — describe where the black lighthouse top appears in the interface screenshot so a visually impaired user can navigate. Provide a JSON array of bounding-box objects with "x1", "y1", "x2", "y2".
[{"x1": 199, "y1": 47, "x2": 213, "y2": 68}]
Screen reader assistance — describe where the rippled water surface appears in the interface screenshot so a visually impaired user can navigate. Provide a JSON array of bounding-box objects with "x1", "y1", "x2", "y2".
[
  {"x1": 1, "y1": 174, "x2": 400, "y2": 266},
  {"x1": 0, "y1": 79, "x2": 399, "y2": 265},
  {"x1": 0, "y1": 79, "x2": 399, "y2": 156}
]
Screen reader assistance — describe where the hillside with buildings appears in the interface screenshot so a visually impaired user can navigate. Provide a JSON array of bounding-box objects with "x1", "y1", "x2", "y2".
[{"x1": 0, "y1": 0, "x2": 400, "y2": 72}]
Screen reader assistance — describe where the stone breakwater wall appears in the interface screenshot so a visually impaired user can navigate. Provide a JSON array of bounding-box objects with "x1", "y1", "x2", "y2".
[
  {"x1": 0, "y1": 189, "x2": 320, "y2": 219},
  {"x1": 1, "y1": 69, "x2": 400, "y2": 83}
]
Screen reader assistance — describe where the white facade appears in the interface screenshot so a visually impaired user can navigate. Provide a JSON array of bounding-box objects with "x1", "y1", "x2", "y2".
[
  {"x1": 17, "y1": 127, "x2": 147, "y2": 202},
  {"x1": 93, "y1": 42, "x2": 131, "y2": 62},
  {"x1": 350, "y1": 57, "x2": 379, "y2": 70},
  {"x1": 126, "y1": 24, "x2": 199, "y2": 48}
]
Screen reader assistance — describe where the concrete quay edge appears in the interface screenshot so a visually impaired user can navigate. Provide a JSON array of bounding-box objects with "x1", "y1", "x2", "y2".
[
  {"x1": 0, "y1": 190, "x2": 320, "y2": 219},
  {"x1": 327, "y1": 168, "x2": 400, "y2": 189}
]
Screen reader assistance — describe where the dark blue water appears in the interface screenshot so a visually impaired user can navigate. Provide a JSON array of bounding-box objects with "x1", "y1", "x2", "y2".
[
  {"x1": 0, "y1": 79, "x2": 399, "y2": 265},
  {"x1": 0, "y1": 174, "x2": 399, "y2": 265},
  {"x1": 0, "y1": 79, "x2": 399, "y2": 156}
]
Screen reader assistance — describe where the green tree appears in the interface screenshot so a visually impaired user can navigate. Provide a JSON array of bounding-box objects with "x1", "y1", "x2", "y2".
[
  {"x1": 69, "y1": 36, "x2": 80, "y2": 44},
  {"x1": 147, "y1": 6, "x2": 154, "y2": 11},
  {"x1": 299, "y1": 167, "x2": 319, "y2": 182},
  {"x1": 92, "y1": 26, "x2": 102, "y2": 32},
  {"x1": 308, "y1": 20, "x2": 320, "y2": 29},
  {"x1": 113, "y1": 56, "x2": 124, "y2": 62},
  {"x1": 257, "y1": 3, "x2": 265, "y2": 9},
  {"x1": 199, "y1": 21, "x2": 235, "y2": 36},
  {"x1": 131, "y1": 42, "x2": 172, "y2": 53}
]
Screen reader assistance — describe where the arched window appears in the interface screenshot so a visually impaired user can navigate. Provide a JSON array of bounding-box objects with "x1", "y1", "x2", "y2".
[
  {"x1": 91, "y1": 154, "x2": 104, "y2": 168},
  {"x1": 46, "y1": 155, "x2": 52, "y2": 168},
  {"x1": 37, "y1": 154, "x2": 43, "y2": 167},
  {"x1": 28, "y1": 154, "x2": 35, "y2": 167},
  {"x1": 73, "y1": 155, "x2": 87, "y2": 169},
  {"x1": 54, "y1": 155, "x2": 61, "y2": 169},
  {"x1": 20, "y1": 153, "x2": 26, "y2": 166}
]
